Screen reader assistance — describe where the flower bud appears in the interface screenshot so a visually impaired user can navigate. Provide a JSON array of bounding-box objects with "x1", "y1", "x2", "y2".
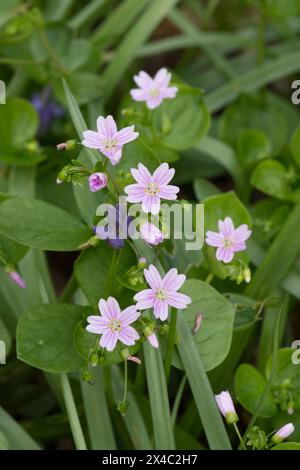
[
  {"x1": 120, "y1": 348, "x2": 130, "y2": 360},
  {"x1": 138, "y1": 257, "x2": 147, "y2": 268},
  {"x1": 272, "y1": 423, "x2": 294, "y2": 444},
  {"x1": 128, "y1": 355, "x2": 142, "y2": 365},
  {"x1": 140, "y1": 222, "x2": 164, "y2": 246},
  {"x1": 89, "y1": 350, "x2": 99, "y2": 367},
  {"x1": 117, "y1": 400, "x2": 129, "y2": 416},
  {"x1": 88, "y1": 172, "x2": 108, "y2": 192},
  {"x1": 81, "y1": 368, "x2": 93, "y2": 383},
  {"x1": 243, "y1": 266, "x2": 251, "y2": 283},
  {"x1": 7, "y1": 270, "x2": 26, "y2": 289},
  {"x1": 56, "y1": 143, "x2": 67, "y2": 151},
  {"x1": 215, "y1": 391, "x2": 238, "y2": 425},
  {"x1": 147, "y1": 332, "x2": 159, "y2": 349}
]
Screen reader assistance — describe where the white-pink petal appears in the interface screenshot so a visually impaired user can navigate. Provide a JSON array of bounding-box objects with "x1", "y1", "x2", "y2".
[
  {"x1": 119, "y1": 305, "x2": 140, "y2": 325},
  {"x1": 144, "y1": 265, "x2": 162, "y2": 290}
]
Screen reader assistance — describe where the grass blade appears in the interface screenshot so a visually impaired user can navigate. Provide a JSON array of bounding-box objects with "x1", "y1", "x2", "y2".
[
  {"x1": 102, "y1": 0, "x2": 179, "y2": 101},
  {"x1": 246, "y1": 201, "x2": 300, "y2": 299},
  {"x1": 81, "y1": 368, "x2": 116, "y2": 450},
  {"x1": 143, "y1": 340, "x2": 175, "y2": 450},
  {"x1": 176, "y1": 311, "x2": 232, "y2": 450},
  {"x1": 0, "y1": 407, "x2": 41, "y2": 450}
]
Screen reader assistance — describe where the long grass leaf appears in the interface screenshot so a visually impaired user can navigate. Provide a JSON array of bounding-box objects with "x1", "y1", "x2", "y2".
[
  {"x1": 102, "y1": 0, "x2": 179, "y2": 101},
  {"x1": 0, "y1": 407, "x2": 41, "y2": 450}
]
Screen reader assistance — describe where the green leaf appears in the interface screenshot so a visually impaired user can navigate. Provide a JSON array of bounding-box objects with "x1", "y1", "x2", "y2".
[
  {"x1": 272, "y1": 442, "x2": 300, "y2": 450},
  {"x1": 17, "y1": 303, "x2": 89, "y2": 373},
  {"x1": 193, "y1": 178, "x2": 221, "y2": 201},
  {"x1": 81, "y1": 367, "x2": 116, "y2": 450},
  {"x1": 102, "y1": 0, "x2": 179, "y2": 101},
  {"x1": 235, "y1": 364, "x2": 277, "y2": 417},
  {"x1": 291, "y1": 126, "x2": 300, "y2": 168},
  {"x1": 175, "y1": 311, "x2": 232, "y2": 449},
  {"x1": 55, "y1": 72, "x2": 101, "y2": 106},
  {"x1": 143, "y1": 340, "x2": 175, "y2": 449},
  {"x1": 152, "y1": 85, "x2": 210, "y2": 150},
  {"x1": 0, "y1": 233, "x2": 28, "y2": 264},
  {"x1": 246, "y1": 201, "x2": 300, "y2": 299},
  {"x1": 180, "y1": 279, "x2": 235, "y2": 371},
  {"x1": 251, "y1": 159, "x2": 290, "y2": 200},
  {"x1": 203, "y1": 191, "x2": 252, "y2": 278},
  {"x1": 0, "y1": 196, "x2": 91, "y2": 251},
  {"x1": 74, "y1": 243, "x2": 136, "y2": 308},
  {"x1": 237, "y1": 129, "x2": 271, "y2": 168},
  {"x1": 195, "y1": 136, "x2": 246, "y2": 195},
  {"x1": 0, "y1": 99, "x2": 38, "y2": 155},
  {"x1": 206, "y1": 53, "x2": 300, "y2": 113},
  {"x1": 0, "y1": 407, "x2": 41, "y2": 450},
  {"x1": 266, "y1": 348, "x2": 300, "y2": 392}
]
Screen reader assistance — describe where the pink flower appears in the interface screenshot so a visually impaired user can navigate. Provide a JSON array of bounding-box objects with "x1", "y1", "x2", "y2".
[
  {"x1": 82, "y1": 115, "x2": 139, "y2": 166},
  {"x1": 140, "y1": 221, "x2": 164, "y2": 246},
  {"x1": 130, "y1": 68, "x2": 178, "y2": 109},
  {"x1": 134, "y1": 265, "x2": 191, "y2": 321},
  {"x1": 88, "y1": 172, "x2": 108, "y2": 192},
  {"x1": 205, "y1": 217, "x2": 251, "y2": 263},
  {"x1": 8, "y1": 271, "x2": 26, "y2": 289},
  {"x1": 215, "y1": 391, "x2": 238, "y2": 424},
  {"x1": 125, "y1": 162, "x2": 179, "y2": 215},
  {"x1": 86, "y1": 297, "x2": 140, "y2": 352},
  {"x1": 147, "y1": 332, "x2": 159, "y2": 349},
  {"x1": 272, "y1": 423, "x2": 294, "y2": 444}
]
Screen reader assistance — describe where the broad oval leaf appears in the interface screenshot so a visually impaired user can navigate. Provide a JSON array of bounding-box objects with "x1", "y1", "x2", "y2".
[
  {"x1": 17, "y1": 303, "x2": 91, "y2": 373},
  {"x1": 180, "y1": 279, "x2": 235, "y2": 371},
  {"x1": 0, "y1": 196, "x2": 91, "y2": 251},
  {"x1": 251, "y1": 159, "x2": 290, "y2": 200},
  {"x1": 75, "y1": 243, "x2": 136, "y2": 308},
  {"x1": 235, "y1": 363, "x2": 277, "y2": 418},
  {"x1": 272, "y1": 442, "x2": 300, "y2": 450},
  {"x1": 152, "y1": 85, "x2": 210, "y2": 150},
  {"x1": 0, "y1": 98, "x2": 38, "y2": 151}
]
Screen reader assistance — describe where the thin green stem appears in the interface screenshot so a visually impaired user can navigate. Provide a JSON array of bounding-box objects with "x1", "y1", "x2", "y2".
[
  {"x1": 234, "y1": 422, "x2": 246, "y2": 450},
  {"x1": 60, "y1": 373, "x2": 87, "y2": 450},
  {"x1": 123, "y1": 359, "x2": 128, "y2": 402},
  {"x1": 165, "y1": 309, "x2": 178, "y2": 382},
  {"x1": 205, "y1": 272, "x2": 214, "y2": 284}
]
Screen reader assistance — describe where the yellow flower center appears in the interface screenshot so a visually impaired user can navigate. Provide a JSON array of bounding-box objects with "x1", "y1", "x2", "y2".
[
  {"x1": 145, "y1": 183, "x2": 160, "y2": 196},
  {"x1": 224, "y1": 238, "x2": 233, "y2": 248},
  {"x1": 109, "y1": 319, "x2": 122, "y2": 332},
  {"x1": 103, "y1": 139, "x2": 117, "y2": 151},
  {"x1": 149, "y1": 88, "x2": 159, "y2": 97},
  {"x1": 155, "y1": 288, "x2": 167, "y2": 300}
]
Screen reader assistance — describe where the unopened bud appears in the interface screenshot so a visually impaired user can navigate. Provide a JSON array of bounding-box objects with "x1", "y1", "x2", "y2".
[
  {"x1": 117, "y1": 400, "x2": 129, "y2": 416},
  {"x1": 243, "y1": 266, "x2": 251, "y2": 283},
  {"x1": 81, "y1": 368, "x2": 93, "y2": 382},
  {"x1": 89, "y1": 351, "x2": 99, "y2": 367}
]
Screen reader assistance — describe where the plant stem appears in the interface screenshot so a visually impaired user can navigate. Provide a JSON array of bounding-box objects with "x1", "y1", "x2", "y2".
[
  {"x1": 165, "y1": 309, "x2": 178, "y2": 382},
  {"x1": 205, "y1": 272, "x2": 214, "y2": 284},
  {"x1": 233, "y1": 422, "x2": 246, "y2": 450},
  {"x1": 123, "y1": 359, "x2": 128, "y2": 402},
  {"x1": 60, "y1": 373, "x2": 87, "y2": 450}
]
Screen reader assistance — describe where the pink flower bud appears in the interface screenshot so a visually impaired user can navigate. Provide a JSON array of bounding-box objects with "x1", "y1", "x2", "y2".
[
  {"x1": 147, "y1": 332, "x2": 159, "y2": 349},
  {"x1": 56, "y1": 142, "x2": 67, "y2": 150},
  {"x1": 138, "y1": 257, "x2": 147, "y2": 268},
  {"x1": 88, "y1": 172, "x2": 108, "y2": 192},
  {"x1": 8, "y1": 271, "x2": 26, "y2": 289},
  {"x1": 128, "y1": 355, "x2": 142, "y2": 365},
  {"x1": 215, "y1": 391, "x2": 238, "y2": 424},
  {"x1": 272, "y1": 423, "x2": 294, "y2": 444},
  {"x1": 140, "y1": 222, "x2": 164, "y2": 246}
]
